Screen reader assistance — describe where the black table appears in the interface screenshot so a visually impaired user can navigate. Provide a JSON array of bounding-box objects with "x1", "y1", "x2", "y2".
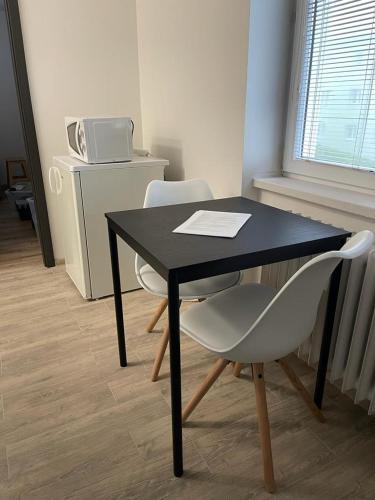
[{"x1": 105, "y1": 196, "x2": 350, "y2": 477}]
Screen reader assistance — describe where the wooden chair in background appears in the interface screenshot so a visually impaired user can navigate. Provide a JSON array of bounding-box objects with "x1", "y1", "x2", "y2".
[{"x1": 6, "y1": 158, "x2": 30, "y2": 187}]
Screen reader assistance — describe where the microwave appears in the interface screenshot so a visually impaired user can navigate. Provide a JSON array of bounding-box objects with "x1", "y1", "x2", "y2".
[{"x1": 65, "y1": 116, "x2": 134, "y2": 164}]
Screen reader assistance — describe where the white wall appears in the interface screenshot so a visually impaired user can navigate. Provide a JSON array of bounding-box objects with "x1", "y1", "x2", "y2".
[
  {"x1": 136, "y1": 0, "x2": 250, "y2": 198},
  {"x1": 0, "y1": 1, "x2": 25, "y2": 185},
  {"x1": 18, "y1": 0, "x2": 296, "y2": 261},
  {"x1": 242, "y1": 0, "x2": 295, "y2": 199},
  {"x1": 18, "y1": 0, "x2": 142, "y2": 259}
]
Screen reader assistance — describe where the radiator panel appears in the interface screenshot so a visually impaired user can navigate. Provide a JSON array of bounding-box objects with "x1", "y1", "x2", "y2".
[
  {"x1": 355, "y1": 308, "x2": 375, "y2": 409},
  {"x1": 342, "y1": 251, "x2": 375, "y2": 393},
  {"x1": 330, "y1": 254, "x2": 369, "y2": 382},
  {"x1": 260, "y1": 247, "x2": 375, "y2": 415}
]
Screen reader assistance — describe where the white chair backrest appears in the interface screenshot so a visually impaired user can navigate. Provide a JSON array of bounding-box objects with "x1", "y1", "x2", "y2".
[
  {"x1": 229, "y1": 230, "x2": 374, "y2": 363},
  {"x1": 136, "y1": 179, "x2": 213, "y2": 273},
  {"x1": 143, "y1": 179, "x2": 213, "y2": 208}
]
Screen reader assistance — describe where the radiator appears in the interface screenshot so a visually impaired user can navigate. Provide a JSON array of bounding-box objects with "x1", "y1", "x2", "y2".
[{"x1": 260, "y1": 247, "x2": 375, "y2": 415}]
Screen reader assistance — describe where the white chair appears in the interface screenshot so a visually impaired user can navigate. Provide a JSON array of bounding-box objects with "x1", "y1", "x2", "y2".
[
  {"x1": 136, "y1": 179, "x2": 242, "y2": 381},
  {"x1": 179, "y1": 230, "x2": 374, "y2": 493}
]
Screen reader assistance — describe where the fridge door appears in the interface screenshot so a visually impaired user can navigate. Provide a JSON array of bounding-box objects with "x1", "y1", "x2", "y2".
[
  {"x1": 79, "y1": 164, "x2": 165, "y2": 299},
  {"x1": 60, "y1": 169, "x2": 92, "y2": 298}
]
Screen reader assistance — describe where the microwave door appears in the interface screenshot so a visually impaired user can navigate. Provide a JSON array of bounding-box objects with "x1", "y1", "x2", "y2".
[
  {"x1": 91, "y1": 119, "x2": 132, "y2": 162},
  {"x1": 67, "y1": 122, "x2": 80, "y2": 155}
]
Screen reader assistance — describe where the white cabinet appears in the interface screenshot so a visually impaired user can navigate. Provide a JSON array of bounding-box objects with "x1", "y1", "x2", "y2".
[{"x1": 52, "y1": 156, "x2": 167, "y2": 299}]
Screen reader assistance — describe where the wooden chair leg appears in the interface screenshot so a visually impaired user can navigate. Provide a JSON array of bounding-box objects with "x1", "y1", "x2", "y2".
[
  {"x1": 252, "y1": 363, "x2": 276, "y2": 494},
  {"x1": 182, "y1": 358, "x2": 229, "y2": 423},
  {"x1": 276, "y1": 358, "x2": 325, "y2": 423},
  {"x1": 233, "y1": 362, "x2": 243, "y2": 377},
  {"x1": 146, "y1": 298, "x2": 168, "y2": 333},
  {"x1": 151, "y1": 325, "x2": 170, "y2": 381}
]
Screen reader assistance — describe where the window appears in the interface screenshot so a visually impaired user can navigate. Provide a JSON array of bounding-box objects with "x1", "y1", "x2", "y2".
[
  {"x1": 284, "y1": 0, "x2": 375, "y2": 190},
  {"x1": 345, "y1": 124, "x2": 356, "y2": 141},
  {"x1": 350, "y1": 89, "x2": 361, "y2": 104},
  {"x1": 318, "y1": 121, "x2": 326, "y2": 135},
  {"x1": 321, "y1": 89, "x2": 332, "y2": 104}
]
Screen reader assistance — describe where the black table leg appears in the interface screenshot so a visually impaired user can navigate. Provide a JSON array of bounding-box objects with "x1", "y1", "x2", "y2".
[
  {"x1": 167, "y1": 272, "x2": 183, "y2": 477},
  {"x1": 107, "y1": 224, "x2": 127, "y2": 367},
  {"x1": 314, "y1": 261, "x2": 343, "y2": 409}
]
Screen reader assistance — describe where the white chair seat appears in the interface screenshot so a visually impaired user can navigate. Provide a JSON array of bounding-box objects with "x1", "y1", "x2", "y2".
[
  {"x1": 180, "y1": 283, "x2": 277, "y2": 352},
  {"x1": 139, "y1": 264, "x2": 241, "y2": 300}
]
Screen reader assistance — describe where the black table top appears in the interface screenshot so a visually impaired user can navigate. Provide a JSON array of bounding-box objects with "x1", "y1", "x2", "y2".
[{"x1": 106, "y1": 197, "x2": 350, "y2": 283}]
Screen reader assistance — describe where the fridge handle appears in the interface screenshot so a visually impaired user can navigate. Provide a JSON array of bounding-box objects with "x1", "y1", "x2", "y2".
[
  {"x1": 48, "y1": 167, "x2": 56, "y2": 193},
  {"x1": 55, "y1": 168, "x2": 63, "y2": 195}
]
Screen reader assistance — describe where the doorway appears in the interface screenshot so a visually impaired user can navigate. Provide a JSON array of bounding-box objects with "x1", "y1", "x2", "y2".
[{"x1": 1, "y1": 0, "x2": 54, "y2": 267}]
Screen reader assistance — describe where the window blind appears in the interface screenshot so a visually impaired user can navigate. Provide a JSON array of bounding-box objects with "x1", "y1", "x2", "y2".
[{"x1": 295, "y1": 0, "x2": 375, "y2": 170}]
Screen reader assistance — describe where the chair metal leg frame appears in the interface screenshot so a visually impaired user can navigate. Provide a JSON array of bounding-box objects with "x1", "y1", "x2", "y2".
[
  {"x1": 151, "y1": 325, "x2": 170, "y2": 382},
  {"x1": 252, "y1": 363, "x2": 276, "y2": 494},
  {"x1": 146, "y1": 298, "x2": 168, "y2": 333},
  {"x1": 233, "y1": 362, "x2": 244, "y2": 377},
  {"x1": 276, "y1": 358, "x2": 325, "y2": 423},
  {"x1": 182, "y1": 358, "x2": 230, "y2": 423}
]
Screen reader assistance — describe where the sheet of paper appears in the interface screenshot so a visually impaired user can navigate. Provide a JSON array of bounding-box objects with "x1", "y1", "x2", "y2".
[{"x1": 173, "y1": 210, "x2": 251, "y2": 238}]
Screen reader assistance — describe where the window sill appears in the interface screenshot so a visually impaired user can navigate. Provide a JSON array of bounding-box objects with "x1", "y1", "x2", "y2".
[{"x1": 253, "y1": 176, "x2": 375, "y2": 220}]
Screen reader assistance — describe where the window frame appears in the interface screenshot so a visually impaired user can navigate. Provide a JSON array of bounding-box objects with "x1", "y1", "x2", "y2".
[{"x1": 283, "y1": 0, "x2": 375, "y2": 193}]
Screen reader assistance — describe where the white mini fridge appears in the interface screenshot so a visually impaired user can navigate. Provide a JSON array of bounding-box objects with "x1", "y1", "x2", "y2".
[{"x1": 51, "y1": 155, "x2": 168, "y2": 299}]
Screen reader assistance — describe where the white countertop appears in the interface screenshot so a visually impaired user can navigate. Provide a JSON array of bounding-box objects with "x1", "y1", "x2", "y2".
[{"x1": 53, "y1": 155, "x2": 169, "y2": 172}]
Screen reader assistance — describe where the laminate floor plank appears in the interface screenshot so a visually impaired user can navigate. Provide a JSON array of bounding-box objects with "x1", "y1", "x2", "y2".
[{"x1": 1, "y1": 197, "x2": 375, "y2": 499}]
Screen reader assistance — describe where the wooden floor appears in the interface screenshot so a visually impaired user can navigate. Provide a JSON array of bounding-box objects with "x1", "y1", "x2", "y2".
[
  {"x1": 0, "y1": 195, "x2": 40, "y2": 263},
  {"x1": 1, "y1": 199, "x2": 375, "y2": 499}
]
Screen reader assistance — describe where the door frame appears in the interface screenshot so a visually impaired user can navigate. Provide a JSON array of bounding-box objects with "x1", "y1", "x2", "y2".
[{"x1": 4, "y1": 0, "x2": 55, "y2": 267}]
